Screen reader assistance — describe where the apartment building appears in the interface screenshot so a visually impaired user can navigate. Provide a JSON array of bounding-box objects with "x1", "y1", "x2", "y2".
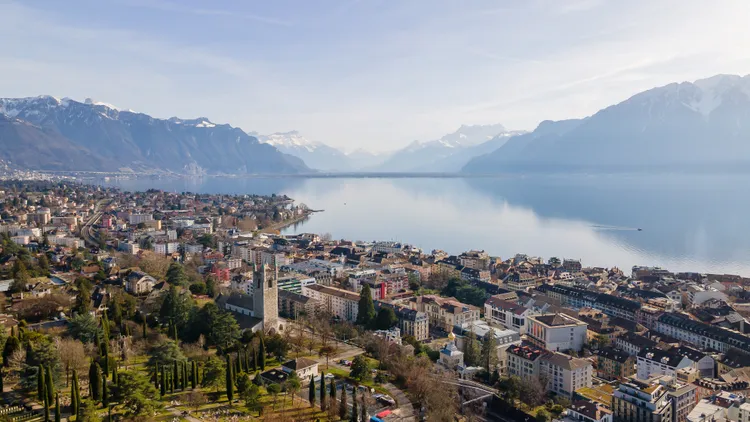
[
  {"x1": 375, "y1": 301, "x2": 429, "y2": 341},
  {"x1": 507, "y1": 342, "x2": 548, "y2": 382},
  {"x1": 595, "y1": 347, "x2": 637, "y2": 381},
  {"x1": 459, "y1": 250, "x2": 490, "y2": 271},
  {"x1": 527, "y1": 313, "x2": 588, "y2": 352},
  {"x1": 655, "y1": 312, "x2": 750, "y2": 354},
  {"x1": 485, "y1": 295, "x2": 536, "y2": 334},
  {"x1": 540, "y1": 351, "x2": 593, "y2": 397},
  {"x1": 537, "y1": 284, "x2": 642, "y2": 322},
  {"x1": 413, "y1": 295, "x2": 480, "y2": 332},
  {"x1": 613, "y1": 377, "x2": 673, "y2": 422},
  {"x1": 301, "y1": 284, "x2": 360, "y2": 322}
]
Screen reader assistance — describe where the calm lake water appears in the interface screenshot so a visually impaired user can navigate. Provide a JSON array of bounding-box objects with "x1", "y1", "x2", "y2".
[{"x1": 98, "y1": 174, "x2": 750, "y2": 276}]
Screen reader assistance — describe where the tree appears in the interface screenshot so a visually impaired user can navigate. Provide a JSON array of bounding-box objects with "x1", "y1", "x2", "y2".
[
  {"x1": 356, "y1": 284, "x2": 376, "y2": 327},
  {"x1": 339, "y1": 382, "x2": 348, "y2": 420},
  {"x1": 225, "y1": 354, "x2": 234, "y2": 402},
  {"x1": 480, "y1": 328, "x2": 498, "y2": 373},
  {"x1": 159, "y1": 285, "x2": 194, "y2": 331},
  {"x1": 160, "y1": 366, "x2": 166, "y2": 396},
  {"x1": 45, "y1": 365, "x2": 55, "y2": 404},
  {"x1": 206, "y1": 277, "x2": 218, "y2": 298},
  {"x1": 71, "y1": 369, "x2": 80, "y2": 417},
  {"x1": 244, "y1": 384, "x2": 260, "y2": 413},
  {"x1": 258, "y1": 337, "x2": 266, "y2": 370},
  {"x1": 77, "y1": 399, "x2": 98, "y2": 422},
  {"x1": 89, "y1": 361, "x2": 102, "y2": 401},
  {"x1": 73, "y1": 282, "x2": 92, "y2": 316},
  {"x1": 102, "y1": 375, "x2": 109, "y2": 406},
  {"x1": 201, "y1": 356, "x2": 226, "y2": 392},
  {"x1": 204, "y1": 305, "x2": 240, "y2": 352},
  {"x1": 37, "y1": 364, "x2": 45, "y2": 400},
  {"x1": 114, "y1": 370, "x2": 162, "y2": 417},
  {"x1": 67, "y1": 313, "x2": 101, "y2": 344},
  {"x1": 191, "y1": 361, "x2": 198, "y2": 389},
  {"x1": 498, "y1": 376, "x2": 522, "y2": 404},
  {"x1": 308, "y1": 375, "x2": 315, "y2": 407},
  {"x1": 56, "y1": 338, "x2": 87, "y2": 387},
  {"x1": 351, "y1": 390, "x2": 358, "y2": 422},
  {"x1": 288, "y1": 377, "x2": 301, "y2": 407},
  {"x1": 267, "y1": 383, "x2": 281, "y2": 410},
  {"x1": 166, "y1": 262, "x2": 188, "y2": 286},
  {"x1": 593, "y1": 334, "x2": 610, "y2": 349},
  {"x1": 320, "y1": 372, "x2": 327, "y2": 411},
  {"x1": 2, "y1": 336, "x2": 20, "y2": 367},
  {"x1": 462, "y1": 328, "x2": 480, "y2": 367},
  {"x1": 185, "y1": 390, "x2": 208, "y2": 411},
  {"x1": 54, "y1": 393, "x2": 60, "y2": 422},
  {"x1": 350, "y1": 355, "x2": 371, "y2": 382},
  {"x1": 375, "y1": 307, "x2": 398, "y2": 330},
  {"x1": 537, "y1": 409, "x2": 551, "y2": 422},
  {"x1": 147, "y1": 339, "x2": 185, "y2": 369},
  {"x1": 108, "y1": 300, "x2": 123, "y2": 327}
]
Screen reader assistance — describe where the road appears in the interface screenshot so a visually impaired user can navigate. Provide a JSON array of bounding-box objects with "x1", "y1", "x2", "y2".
[{"x1": 80, "y1": 200, "x2": 109, "y2": 247}]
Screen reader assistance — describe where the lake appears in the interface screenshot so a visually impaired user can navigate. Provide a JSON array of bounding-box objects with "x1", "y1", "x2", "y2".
[{"x1": 98, "y1": 174, "x2": 750, "y2": 276}]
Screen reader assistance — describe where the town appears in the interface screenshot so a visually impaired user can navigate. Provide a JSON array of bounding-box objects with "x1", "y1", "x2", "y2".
[{"x1": 1, "y1": 180, "x2": 750, "y2": 422}]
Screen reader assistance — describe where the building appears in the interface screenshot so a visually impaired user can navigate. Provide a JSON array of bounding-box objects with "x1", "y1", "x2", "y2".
[
  {"x1": 504, "y1": 272, "x2": 543, "y2": 291},
  {"x1": 217, "y1": 264, "x2": 279, "y2": 333},
  {"x1": 459, "y1": 250, "x2": 490, "y2": 271},
  {"x1": 595, "y1": 347, "x2": 637, "y2": 381},
  {"x1": 615, "y1": 332, "x2": 658, "y2": 356},
  {"x1": 540, "y1": 351, "x2": 593, "y2": 397},
  {"x1": 688, "y1": 392, "x2": 748, "y2": 422},
  {"x1": 566, "y1": 400, "x2": 614, "y2": 422},
  {"x1": 655, "y1": 312, "x2": 750, "y2": 354},
  {"x1": 439, "y1": 338, "x2": 465, "y2": 369},
  {"x1": 637, "y1": 348, "x2": 694, "y2": 381},
  {"x1": 613, "y1": 377, "x2": 673, "y2": 422},
  {"x1": 124, "y1": 271, "x2": 157, "y2": 295},
  {"x1": 507, "y1": 342, "x2": 548, "y2": 382},
  {"x1": 537, "y1": 285, "x2": 642, "y2": 322},
  {"x1": 128, "y1": 213, "x2": 154, "y2": 225},
  {"x1": 413, "y1": 295, "x2": 480, "y2": 332},
  {"x1": 276, "y1": 274, "x2": 316, "y2": 294},
  {"x1": 527, "y1": 313, "x2": 588, "y2": 352},
  {"x1": 301, "y1": 284, "x2": 360, "y2": 322},
  {"x1": 485, "y1": 295, "x2": 536, "y2": 334},
  {"x1": 281, "y1": 357, "x2": 319, "y2": 380},
  {"x1": 278, "y1": 290, "x2": 318, "y2": 320},
  {"x1": 375, "y1": 301, "x2": 429, "y2": 341},
  {"x1": 453, "y1": 321, "x2": 522, "y2": 374}
]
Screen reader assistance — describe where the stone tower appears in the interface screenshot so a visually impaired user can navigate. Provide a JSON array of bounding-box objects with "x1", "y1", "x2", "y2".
[{"x1": 253, "y1": 263, "x2": 279, "y2": 333}]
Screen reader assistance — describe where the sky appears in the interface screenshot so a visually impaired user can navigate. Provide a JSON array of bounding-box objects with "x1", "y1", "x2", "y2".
[{"x1": 2, "y1": 0, "x2": 750, "y2": 152}]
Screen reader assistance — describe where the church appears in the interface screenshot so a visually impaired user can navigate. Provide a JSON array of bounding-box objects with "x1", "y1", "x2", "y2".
[{"x1": 216, "y1": 263, "x2": 281, "y2": 334}]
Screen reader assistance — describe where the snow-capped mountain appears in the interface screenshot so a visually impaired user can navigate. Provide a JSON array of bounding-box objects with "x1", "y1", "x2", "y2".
[
  {"x1": 255, "y1": 131, "x2": 351, "y2": 171},
  {"x1": 0, "y1": 96, "x2": 308, "y2": 174},
  {"x1": 373, "y1": 124, "x2": 519, "y2": 172},
  {"x1": 464, "y1": 74, "x2": 750, "y2": 173}
]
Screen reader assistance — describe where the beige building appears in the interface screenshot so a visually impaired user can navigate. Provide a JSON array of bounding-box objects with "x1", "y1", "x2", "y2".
[
  {"x1": 301, "y1": 284, "x2": 360, "y2": 322},
  {"x1": 527, "y1": 313, "x2": 588, "y2": 352},
  {"x1": 540, "y1": 351, "x2": 593, "y2": 397},
  {"x1": 412, "y1": 295, "x2": 480, "y2": 332}
]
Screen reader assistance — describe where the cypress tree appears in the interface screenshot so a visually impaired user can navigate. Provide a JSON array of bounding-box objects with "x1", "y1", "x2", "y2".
[
  {"x1": 154, "y1": 364, "x2": 160, "y2": 390},
  {"x1": 191, "y1": 361, "x2": 197, "y2": 389},
  {"x1": 259, "y1": 338, "x2": 266, "y2": 371},
  {"x1": 252, "y1": 346, "x2": 258, "y2": 371},
  {"x1": 37, "y1": 364, "x2": 45, "y2": 400},
  {"x1": 172, "y1": 323, "x2": 178, "y2": 341},
  {"x1": 0, "y1": 368, "x2": 4, "y2": 393},
  {"x1": 101, "y1": 336, "x2": 109, "y2": 377},
  {"x1": 112, "y1": 365, "x2": 118, "y2": 386},
  {"x1": 225, "y1": 354, "x2": 234, "y2": 401},
  {"x1": 160, "y1": 367, "x2": 166, "y2": 396},
  {"x1": 172, "y1": 360, "x2": 179, "y2": 390},
  {"x1": 238, "y1": 350, "x2": 245, "y2": 373},
  {"x1": 308, "y1": 375, "x2": 315, "y2": 407},
  {"x1": 339, "y1": 385, "x2": 348, "y2": 420},
  {"x1": 320, "y1": 372, "x2": 327, "y2": 411},
  {"x1": 183, "y1": 361, "x2": 188, "y2": 390},
  {"x1": 360, "y1": 393, "x2": 367, "y2": 422},
  {"x1": 45, "y1": 365, "x2": 55, "y2": 404},
  {"x1": 142, "y1": 319, "x2": 147, "y2": 338},
  {"x1": 42, "y1": 382, "x2": 49, "y2": 422},
  {"x1": 102, "y1": 378, "x2": 109, "y2": 407},
  {"x1": 89, "y1": 362, "x2": 102, "y2": 401},
  {"x1": 54, "y1": 393, "x2": 61, "y2": 422},
  {"x1": 235, "y1": 352, "x2": 241, "y2": 376},
  {"x1": 71, "y1": 369, "x2": 79, "y2": 417},
  {"x1": 330, "y1": 378, "x2": 336, "y2": 401},
  {"x1": 351, "y1": 390, "x2": 358, "y2": 422}
]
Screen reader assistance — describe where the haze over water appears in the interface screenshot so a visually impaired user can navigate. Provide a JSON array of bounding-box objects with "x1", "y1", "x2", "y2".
[{"x1": 99, "y1": 174, "x2": 750, "y2": 276}]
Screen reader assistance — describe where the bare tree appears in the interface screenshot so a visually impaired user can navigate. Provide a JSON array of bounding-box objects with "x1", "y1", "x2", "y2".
[{"x1": 56, "y1": 338, "x2": 87, "y2": 386}]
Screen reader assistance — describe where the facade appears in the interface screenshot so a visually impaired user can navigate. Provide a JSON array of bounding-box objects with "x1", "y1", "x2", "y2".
[
  {"x1": 613, "y1": 377, "x2": 673, "y2": 422},
  {"x1": 413, "y1": 295, "x2": 480, "y2": 332},
  {"x1": 595, "y1": 347, "x2": 637, "y2": 381},
  {"x1": 459, "y1": 250, "x2": 490, "y2": 271},
  {"x1": 281, "y1": 357, "x2": 319, "y2": 380},
  {"x1": 278, "y1": 289, "x2": 318, "y2": 320},
  {"x1": 375, "y1": 301, "x2": 429, "y2": 341},
  {"x1": 637, "y1": 348, "x2": 693, "y2": 381},
  {"x1": 615, "y1": 332, "x2": 658, "y2": 356},
  {"x1": 301, "y1": 284, "x2": 360, "y2": 322},
  {"x1": 567, "y1": 400, "x2": 614, "y2": 422},
  {"x1": 507, "y1": 342, "x2": 547, "y2": 382},
  {"x1": 527, "y1": 313, "x2": 588, "y2": 352},
  {"x1": 252, "y1": 264, "x2": 279, "y2": 333},
  {"x1": 485, "y1": 295, "x2": 536, "y2": 334},
  {"x1": 655, "y1": 312, "x2": 750, "y2": 354},
  {"x1": 439, "y1": 340, "x2": 465, "y2": 369},
  {"x1": 537, "y1": 284, "x2": 642, "y2": 322},
  {"x1": 124, "y1": 271, "x2": 157, "y2": 295},
  {"x1": 540, "y1": 352, "x2": 593, "y2": 397}
]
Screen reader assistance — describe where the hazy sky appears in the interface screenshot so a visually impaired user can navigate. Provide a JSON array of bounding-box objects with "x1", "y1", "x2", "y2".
[{"x1": 2, "y1": 0, "x2": 750, "y2": 152}]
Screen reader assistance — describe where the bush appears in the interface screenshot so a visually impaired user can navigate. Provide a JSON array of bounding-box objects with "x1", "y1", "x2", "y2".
[{"x1": 189, "y1": 282, "x2": 207, "y2": 295}]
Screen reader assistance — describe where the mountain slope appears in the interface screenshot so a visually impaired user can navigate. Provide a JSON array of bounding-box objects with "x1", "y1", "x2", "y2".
[
  {"x1": 373, "y1": 124, "x2": 514, "y2": 172},
  {"x1": 256, "y1": 131, "x2": 351, "y2": 171},
  {"x1": 463, "y1": 74, "x2": 750, "y2": 173},
  {"x1": 0, "y1": 96, "x2": 309, "y2": 174}
]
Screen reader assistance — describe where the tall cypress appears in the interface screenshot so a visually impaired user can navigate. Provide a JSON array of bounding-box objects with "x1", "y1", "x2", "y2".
[
  {"x1": 258, "y1": 338, "x2": 266, "y2": 371},
  {"x1": 339, "y1": 384, "x2": 348, "y2": 420},
  {"x1": 225, "y1": 354, "x2": 234, "y2": 401},
  {"x1": 142, "y1": 319, "x2": 147, "y2": 338},
  {"x1": 154, "y1": 364, "x2": 160, "y2": 390},
  {"x1": 0, "y1": 368, "x2": 4, "y2": 393},
  {"x1": 172, "y1": 323, "x2": 178, "y2": 341},
  {"x1": 183, "y1": 361, "x2": 188, "y2": 390},
  {"x1": 235, "y1": 352, "x2": 241, "y2": 376},
  {"x1": 37, "y1": 364, "x2": 45, "y2": 400},
  {"x1": 172, "y1": 360, "x2": 179, "y2": 390},
  {"x1": 252, "y1": 346, "x2": 258, "y2": 371},
  {"x1": 320, "y1": 372, "x2": 327, "y2": 411},
  {"x1": 42, "y1": 381, "x2": 49, "y2": 422},
  {"x1": 351, "y1": 390, "x2": 358, "y2": 422},
  {"x1": 112, "y1": 365, "x2": 118, "y2": 386},
  {"x1": 102, "y1": 378, "x2": 109, "y2": 407},
  {"x1": 308, "y1": 375, "x2": 315, "y2": 407},
  {"x1": 101, "y1": 335, "x2": 110, "y2": 378},
  {"x1": 45, "y1": 365, "x2": 55, "y2": 404},
  {"x1": 239, "y1": 350, "x2": 245, "y2": 373},
  {"x1": 191, "y1": 361, "x2": 197, "y2": 389},
  {"x1": 54, "y1": 393, "x2": 61, "y2": 422},
  {"x1": 71, "y1": 369, "x2": 79, "y2": 417},
  {"x1": 330, "y1": 378, "x2": 336, "y2": 401},
  {"x1": 160, "y1": 367, "x2": 166, "y2": 396},
  {"x1": 360, "y1": 393, "x2": 367, "y2": 422},
  {"x1": 89, "y1": 362, "x2": 101, "y2": 401}
]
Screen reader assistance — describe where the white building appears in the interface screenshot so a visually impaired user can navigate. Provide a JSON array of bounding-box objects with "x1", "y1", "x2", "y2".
[
  {"x1": 527, "y1": 313, "x2": 588, "y2": 352},
  {"x1": 128, "y1": 213, "x2": 154, "y2": 225},
  {"x1": 540, "y1": 352, "x2": 593, "y2": 397},
  {"x1": 301, "y1": 284, "x2": 360, "y2": 322},
  {"x1": 484, "y1": 295, "x2": 536, "y2": 334}
]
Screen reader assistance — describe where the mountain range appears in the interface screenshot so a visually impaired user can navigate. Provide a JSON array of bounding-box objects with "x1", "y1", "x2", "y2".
[
  {"x1": 463, "y1": 74, "x2": 750, "y2": 173},
  {"x1": 0, "y1": 96, "x2": 308, "y2": 174}
]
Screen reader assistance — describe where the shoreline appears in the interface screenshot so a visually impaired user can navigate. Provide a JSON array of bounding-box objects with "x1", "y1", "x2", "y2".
[{"x1": 258, "y1": 210, "x2": 317, "y2": 234}]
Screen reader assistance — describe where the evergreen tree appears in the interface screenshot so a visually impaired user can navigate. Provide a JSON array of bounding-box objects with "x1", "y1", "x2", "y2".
[
  {"x1": 89, "y1": 362, "x2": 102, "y2": 401},
  {"x1": 356, "y1": 284, "x2": 376, "y2": 327},
  {"x1": 173, "y1": 360, "x2": 179, "y2": 390},
  {"x1": 320, "y1": 372, "x2": 327, "y2": 411},
  {"x1": 361, "y1": 393, "x2": 367, "y2": 422},
  {"x1": 2, "y1": 335, "x2": 20, "y2": 367},
  {"x1": 480, "y1": 327, "x2": 499, "y2": 373},
  {"x1": 142, "y1": 319, "x2": 147, "y2": 338},
  {"x1": 42, "y1": 382, "x2": 49, "y2": 422},
  {"x1": 0, "y1": 368, "x2": 4, "y2": 393},
  {"x1": 191, "y1": 361, "x2": 197, "y2": 389},
  {"x1": 45, "y1": 365, "x2": 55, "y2": 404},
  {"x1": 462, "y1": 327, "x2": 480, "y2": 367},
  {"x1": 160, "y1": 367, "x2": 166, "y2": 396},
  {"x1": 183, "y1": 361, "x2": 188, "y2": 390},
  {"x1": 258, "y1": 338, "x2": 266, "y2": 370},
  {"x1": 102, "y1": 377, "x2": 109, "y2": 407},
  {"x1": 339, "y1": 384, "x2": 348, "y2": 420},
  {"x1": 308, "y1": 375, "x2": 315, "y2": 407},
  {"x1": 351, "y1": 390, "x2": 358, "y2": 422},
  {"x1": 100, "y1": 336, "x2": 110, "y2": 377},
  {"x1": 252, "y1": 346, "x2": 258, "y2": 371},
  {"x1": 330, "y1": 378, "x2": 336, "y2": 401},
  {"x1": 112, "y1": 365, "x2": 118, "y2": 386},
  {"x1": 54, "y1": 393, "x2": 61, "y2": 422},
  {"x1": 225, "y1": 354, "x2": 234, "y2": 402},
  {"x1": 38, "y1": 364, "x2": 45, "y2": 400},
  {"x1": 71, "y1": 369, "x2": 80, "y2": 417}
]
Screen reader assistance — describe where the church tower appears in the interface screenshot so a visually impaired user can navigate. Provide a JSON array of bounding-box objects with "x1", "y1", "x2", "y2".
[{"x1": 253, "y1": 263, "x2": 279, "y2": 333}]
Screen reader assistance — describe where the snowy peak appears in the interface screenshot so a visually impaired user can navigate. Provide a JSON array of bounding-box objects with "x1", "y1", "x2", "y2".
[{"x1": 258, "y1": 131, "x2": 321, "y2": 152}]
